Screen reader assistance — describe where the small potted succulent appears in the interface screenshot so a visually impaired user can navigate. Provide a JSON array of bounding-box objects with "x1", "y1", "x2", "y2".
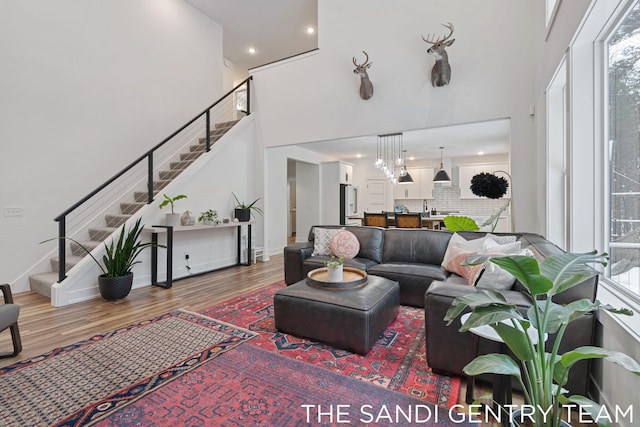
[
  {"x1": 324, "y1": 255, "x2": 345, "y2": 282},
  {"x1": 198, "y1": 209, "x2": 220, "y2": 225}
]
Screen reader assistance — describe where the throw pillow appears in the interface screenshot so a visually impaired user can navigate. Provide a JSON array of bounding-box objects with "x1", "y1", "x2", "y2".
[
  {"x1": 329, "y1": 230, "x2": 360, "y2": 259},
  {"x1": 441, "y1": 233, "x2": 487, "y2": 269},
  {"x1": 482, "y1": 238, "x2": 522, "y2": 254},
  {"x1": 485, "y1": 233, "x2": 517, "y2": 245},
  {"x1": 475, "y1": 248, "x2": 535, "y2": 290},
  {"x1": 442, "y1": 244, "x2": 484, "y2": 285},
  {"x1": 312, "y1": 228, "x2": 341, "y2": 256}
]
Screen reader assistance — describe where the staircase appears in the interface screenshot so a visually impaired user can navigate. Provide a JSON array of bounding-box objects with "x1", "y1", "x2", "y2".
[{"x1": 29, "y1": 120, "x2": 240, "y2": 299}]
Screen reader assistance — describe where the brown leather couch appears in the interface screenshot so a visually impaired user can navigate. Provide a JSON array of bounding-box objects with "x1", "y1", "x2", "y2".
[{"x1": 283, "y1": 226, "x2": 597, "y2": 395}]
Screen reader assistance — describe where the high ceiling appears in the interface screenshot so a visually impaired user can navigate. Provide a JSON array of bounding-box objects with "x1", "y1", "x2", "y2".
[
  {"x1": 186, "y1": 0, "x2": 318, "y2": 76},
  {"x1": 184, "y1": 1, "x2": 510, "y2": 161}
]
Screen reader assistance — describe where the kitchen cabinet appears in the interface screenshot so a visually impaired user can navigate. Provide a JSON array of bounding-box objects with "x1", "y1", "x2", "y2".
[
  {"x1": 459, "y1": 163, "x2": 509, "y2": 199},
  {"x1": 393, "y1": 168, "x2": 434, "y2": 199},
  {"x1": 394, "y1": 168, "x2": 421, "y2": 199},
  {"x1": 339, "y1": 162, "x2": 354, "y2": 184},
  {"x1": 419, "y1": 167, "x2": 435, "y2": 198}
]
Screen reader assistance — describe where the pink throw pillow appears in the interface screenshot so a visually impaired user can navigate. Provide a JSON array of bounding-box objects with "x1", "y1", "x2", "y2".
[
  {"x1": 329, "y1": 230, "x2": 360, "y2": 259},
  {"x1": 442, "y1": 245, "x2": 484, "y2": 285}
]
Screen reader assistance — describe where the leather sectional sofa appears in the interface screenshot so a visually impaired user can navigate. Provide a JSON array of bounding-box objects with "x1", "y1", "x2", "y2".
[{"x1": 283, "y1": 225, "x2": 598, "y2": 395}]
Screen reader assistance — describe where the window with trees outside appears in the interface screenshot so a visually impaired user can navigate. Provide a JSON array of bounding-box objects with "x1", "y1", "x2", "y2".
[{"x1": 607, "y1": 0, "x2": 640, "y2": 297}]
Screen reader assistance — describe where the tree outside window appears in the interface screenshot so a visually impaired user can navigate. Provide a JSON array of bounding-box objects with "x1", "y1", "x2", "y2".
[{"x1": 608, "y1": 0, "x2": 640, "y2": 296}]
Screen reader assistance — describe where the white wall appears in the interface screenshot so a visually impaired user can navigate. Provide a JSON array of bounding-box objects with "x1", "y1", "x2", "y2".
[
  {"x1": 253, "y1": 0, "x2": 538, "y2": 238},
  {"x1": 49, "y1": 117, "x2": 260, "y2": 306},
  {"x1": 0, "y1": 0, "x2": 224, "y2": 293}
]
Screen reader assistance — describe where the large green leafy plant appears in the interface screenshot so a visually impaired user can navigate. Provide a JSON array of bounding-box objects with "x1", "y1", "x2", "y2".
[
  {"x1": 445, "y1": 251, "x2": 640, "y2": 426},
  {"x1": 43, "y1": 218, "x2": 162, "y2": 278}
]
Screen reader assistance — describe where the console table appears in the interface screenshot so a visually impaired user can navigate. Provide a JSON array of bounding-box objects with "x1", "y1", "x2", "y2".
[{"x1": 146, "y1": 221, "x2": 253, "y2": 289}]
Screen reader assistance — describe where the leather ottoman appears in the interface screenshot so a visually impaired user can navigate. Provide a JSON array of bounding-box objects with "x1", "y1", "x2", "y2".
[{"x1": 274, "y1": 275, "x2": 400, "y2": 355}]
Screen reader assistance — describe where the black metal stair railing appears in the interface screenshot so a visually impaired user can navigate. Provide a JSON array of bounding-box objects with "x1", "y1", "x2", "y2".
[{"x1": 53, "y1": 76, "x2": 252, "y2": 283}]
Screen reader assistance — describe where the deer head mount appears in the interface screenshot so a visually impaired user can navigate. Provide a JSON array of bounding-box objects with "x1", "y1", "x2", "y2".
[
  {"x1": 352, "y1": 50, "x2": 374, "y2": 100},
  {"x1": 421, "y1": 22, "x2": 455, "y2": 87}
]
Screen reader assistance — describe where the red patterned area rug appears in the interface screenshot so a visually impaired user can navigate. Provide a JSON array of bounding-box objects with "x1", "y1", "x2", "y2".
[
  {"x1": 0, "y1": 309, "x2": 256, "y2": 427},
  {"x1": 199, "y1": 281, "x2": 461, "y2": 409},
  {"x1": 93, "y1": 344, "x2": 472, "y2": 427}
]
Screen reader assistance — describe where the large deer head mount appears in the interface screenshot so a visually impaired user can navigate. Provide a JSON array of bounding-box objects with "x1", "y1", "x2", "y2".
[
  {"x1": 352, "y1": 50, "x2": 374, "y2": 100},
  {"x1": 421, "y1": 22, "x2": 455, "y2": 87}
]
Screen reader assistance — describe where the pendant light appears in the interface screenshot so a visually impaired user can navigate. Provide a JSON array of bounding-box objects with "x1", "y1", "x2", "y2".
[
  {"x1": 374, "y1": 135, "x2": 383, "y2": 168},
  {"x1": 398, "y1": 150, "x2": 414, "y2": 184},
  {"x1": 395, "y1": 133, "x2": 404, "y2": 165},
  {"x1": 433, "y1": 146, "x2": 451, "y2": 183}
]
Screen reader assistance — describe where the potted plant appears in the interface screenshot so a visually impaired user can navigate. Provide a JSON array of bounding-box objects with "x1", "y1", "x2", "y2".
[
  {"x1": 42, "y1": 218, "x2": 162, "y2": 301},
  {"x1": 444, "y1": 251, "x2": 640, "y2": 426},
  {"x1": 232, "y1": 192, "x2": 263, "y2": 222},
  {"x1": 159, "y1": 194, "x2": 187, "y2": 226},
  {"x1": 198, "y1": 209, "x2": 220, "y2": 225},
  {"x1": 325, "y1": 255, "x2": 345, "y2": 282}
]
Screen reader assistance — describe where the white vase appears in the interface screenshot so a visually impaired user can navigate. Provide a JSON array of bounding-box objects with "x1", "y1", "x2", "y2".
[
  {"x1": 327, "y1": 265, "x2": 343, "y2": 282},
  {"x1": 165, "y1": 213, "x2": 181, "y2": 227},
  {"x1": 181, "y1": 210, "x2": 195, "y2": 226}
]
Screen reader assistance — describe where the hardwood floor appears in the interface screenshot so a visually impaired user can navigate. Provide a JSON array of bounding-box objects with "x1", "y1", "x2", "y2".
[
  {"x1": 0, "y1": 254, "x2": 284, "y2": 369},
  {"x1": 1, "y1": 256, "x2": 591, "y2": 426}
]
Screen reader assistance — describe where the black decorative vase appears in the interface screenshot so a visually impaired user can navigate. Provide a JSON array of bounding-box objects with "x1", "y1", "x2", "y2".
[
  {"x1": 234, "y1": 208, "x2": 251, "y2": 222},
  {"x1": 98, "y1": 272, "x2": 133, "y2": 301}
]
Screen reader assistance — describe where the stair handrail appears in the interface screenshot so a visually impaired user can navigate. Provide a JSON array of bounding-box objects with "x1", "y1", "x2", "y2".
[{"x1": 53, "y1": 76, "x2": 252, "y2": 283}]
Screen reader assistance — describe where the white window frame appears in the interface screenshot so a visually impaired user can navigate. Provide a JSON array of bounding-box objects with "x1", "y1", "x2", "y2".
[{"x1": 565, "y1": 0, "x2": 640, "y2": 338}]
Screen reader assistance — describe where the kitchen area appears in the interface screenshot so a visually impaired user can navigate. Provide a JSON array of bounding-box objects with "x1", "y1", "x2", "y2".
[
  {"x1": 335, "y1": 157, "x2": 512, "y2": 233},
  {"x1": 287, "y1": 119, "x2": 513, "y2": 240}
]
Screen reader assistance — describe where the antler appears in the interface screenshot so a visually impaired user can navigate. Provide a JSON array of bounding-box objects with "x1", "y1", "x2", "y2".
[
  {"x1": 352, "y1": 50, "x2": 370, "y2": 67},
  {"x1": 421, "y1": 22, "x2": 455, "y2": 45}
]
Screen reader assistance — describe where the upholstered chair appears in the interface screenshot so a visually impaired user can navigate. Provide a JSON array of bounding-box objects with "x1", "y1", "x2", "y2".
[
  {"x1": 394, "y1": 213, "x2": 422, "y2": 228},
  {"x1": 0, "y1": 284, "x2": 21, "y2": 358},
  {"x1": 364, "y1": 212, "x2": 389, "y2": 228}
]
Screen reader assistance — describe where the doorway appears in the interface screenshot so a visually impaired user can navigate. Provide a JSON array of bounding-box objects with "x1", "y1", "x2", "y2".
[{"x1": 366, "y1": 179, "x2": 388, "y2": 213}]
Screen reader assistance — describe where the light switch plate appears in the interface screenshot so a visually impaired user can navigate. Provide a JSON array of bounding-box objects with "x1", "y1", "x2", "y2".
[{"x1": 4, "y1": 206, "x2": 23, "y2": 217}]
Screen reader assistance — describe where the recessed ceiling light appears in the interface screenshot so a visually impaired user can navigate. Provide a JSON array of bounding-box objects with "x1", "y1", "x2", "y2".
[
  {"x1": 248, "y1": 47, "x2": 256, "y2": 55},
  {"x1": 409, "y1": 156, "x2": 415, "y2": 161},
  {"x1": 478, "y1": 151, "x2": 484, "y2": 155},
  {"x1": 356, "y1": 154, "x2": 362, "y2": 158},
  {"x1": 306, "y1": 26, "x2": 315, "y2": 34}
]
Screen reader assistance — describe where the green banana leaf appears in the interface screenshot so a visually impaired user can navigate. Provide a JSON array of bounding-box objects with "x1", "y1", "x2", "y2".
[{"x1": 443, "y1": 215, "x2": 479, "y2": 232}]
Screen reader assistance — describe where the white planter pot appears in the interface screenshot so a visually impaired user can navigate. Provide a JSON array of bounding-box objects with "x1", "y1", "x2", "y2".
[
  {"x1": 165, "y1": 213, "x2": 181, "y2": 227},
  {"x1": 327, "y1": 265, "x2": 343, "y2": 282}
]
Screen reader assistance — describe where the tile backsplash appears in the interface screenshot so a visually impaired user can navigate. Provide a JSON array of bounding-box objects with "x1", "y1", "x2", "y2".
[{"x1": 395, "y1": 185, "x2": 508, "y2": 216}]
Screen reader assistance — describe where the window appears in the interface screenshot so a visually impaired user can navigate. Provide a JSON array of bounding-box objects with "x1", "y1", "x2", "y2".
[{"x1": 606, "y1": 1, "x2": 640, "y2": 296}]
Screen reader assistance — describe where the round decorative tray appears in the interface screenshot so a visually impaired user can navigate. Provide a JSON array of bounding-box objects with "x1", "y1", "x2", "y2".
[{"x1": 307, "y1": 267, "x2": 368, "y2": 290}]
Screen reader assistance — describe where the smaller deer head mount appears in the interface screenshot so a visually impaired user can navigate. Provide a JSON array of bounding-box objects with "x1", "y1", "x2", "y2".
[
  {"x1": 352, "y1": 50, "x2": 374, "y2": 100},
  {"x1": 421, "y1": 22, "x2": 455, "y2": 87}
]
